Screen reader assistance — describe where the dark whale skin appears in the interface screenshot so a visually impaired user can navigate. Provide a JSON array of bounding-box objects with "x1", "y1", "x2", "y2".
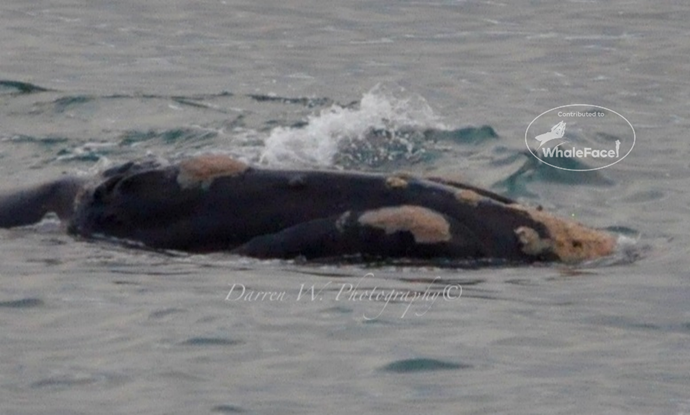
[{"x1": 1, "y1": 155, "x2": 616, "y2": 264}]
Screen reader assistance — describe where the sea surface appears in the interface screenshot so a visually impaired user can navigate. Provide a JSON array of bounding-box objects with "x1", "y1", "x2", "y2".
[{"x1": 1, "y1": 1, "x2": 689, "y2": 414}]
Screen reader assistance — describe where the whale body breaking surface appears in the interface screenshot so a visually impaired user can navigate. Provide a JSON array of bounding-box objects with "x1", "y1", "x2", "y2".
[{"x1": 0, "y1": 155, "x2": 616, "y2": 265}]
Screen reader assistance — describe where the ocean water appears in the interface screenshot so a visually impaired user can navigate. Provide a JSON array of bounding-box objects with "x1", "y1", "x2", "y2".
[{"x1": 1, "y1": 1, "x2": 689, "y2": 414}]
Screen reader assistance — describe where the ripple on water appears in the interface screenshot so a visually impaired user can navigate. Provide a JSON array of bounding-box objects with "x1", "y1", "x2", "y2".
[
  {"x1": 380, "y1": 358, "x2": 472, "y2": 373},
  {"x1": 425, "y1": 125, "x2": 499, "y2": 145},
  {"x1": 179, "y1": 337, "x2": 244, "y2": 347},
  {"x1": 211, "y1": 404, "x2": 247, "y2": 413},
  {"x1": 0, "y1": 80, "x2": 50, "y2": 95},
  {"x1": 0, "y1": 298, "x2": 44, "y2": 308},
  {"x1": 29, "y1": 372, "x2": 127, "y2": 390}
]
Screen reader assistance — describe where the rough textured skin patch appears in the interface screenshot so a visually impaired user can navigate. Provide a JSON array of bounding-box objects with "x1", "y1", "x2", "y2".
[
  {"x1": 510, "y1": 204, "x2": 616, "y2": 262},
  {"x1": 515, "y1": 226, "x2": 553, "y2": 256},
  {"x1": 288, "y1": 175, "x2": 306, "y2": 188},
  {"x1": 335, "y1": 211, "x2": 351, "y2": 233},
  {"x1": 385, "y1": 176, "x2": 408, "y2": 189},
  {"x1": 455, "y1": 189, "x2": 484, "y2": 206},
  {"x1": 358, "y1": 205, "x2": 451, "y2": 244},
  {"x1": 177, "y1": 155, "x2": 249, "y2": 189}
]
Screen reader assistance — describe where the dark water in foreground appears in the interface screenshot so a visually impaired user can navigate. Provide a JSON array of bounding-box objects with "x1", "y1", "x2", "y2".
[{"x1": 1, "y1": 1, "x2": 690, "y2": 414}]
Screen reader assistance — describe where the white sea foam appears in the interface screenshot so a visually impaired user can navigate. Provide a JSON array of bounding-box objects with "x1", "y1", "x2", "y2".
[
  {"x1": 616, "y1": 233, "x2": 640, "y2": 249},
  {"x1": 259, "y1": 84, "x2": 446, "y2": 168},
  {"x1": 587, "y1": 233, "x2": 643, "y2": 267}
]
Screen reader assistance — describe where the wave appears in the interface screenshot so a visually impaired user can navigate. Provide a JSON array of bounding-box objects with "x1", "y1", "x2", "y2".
[
  {"x1": 0, "y1": 80, "x2": 50, "y2": 95},
  {"x1": 258, "y1": 84, "x2": 447, "y2": 168}
]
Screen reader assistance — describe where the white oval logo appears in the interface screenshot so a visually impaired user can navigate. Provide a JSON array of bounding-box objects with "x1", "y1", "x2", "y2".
[{"x1": 525, "y1": 104, "x2": 635, "y2": 171}]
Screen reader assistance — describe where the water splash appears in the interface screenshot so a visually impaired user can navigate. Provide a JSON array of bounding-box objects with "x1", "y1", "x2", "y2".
[{"x1": 259, "y1": 84, "x2": 446, "y2": 168}]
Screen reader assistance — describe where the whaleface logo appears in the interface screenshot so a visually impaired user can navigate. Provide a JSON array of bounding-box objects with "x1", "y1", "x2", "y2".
[{"x1": 525, "y1": 104, "x2": 635, "y2": 171}]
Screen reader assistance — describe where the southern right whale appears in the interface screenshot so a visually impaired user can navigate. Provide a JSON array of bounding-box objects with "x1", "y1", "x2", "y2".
[{"x1": 0, "y1": 155, "x2": 616, "y2": 264}]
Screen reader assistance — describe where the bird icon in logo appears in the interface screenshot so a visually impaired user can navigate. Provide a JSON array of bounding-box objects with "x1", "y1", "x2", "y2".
[{"x1": 535, "y1": 120, "x2": 566, "y2": 148}]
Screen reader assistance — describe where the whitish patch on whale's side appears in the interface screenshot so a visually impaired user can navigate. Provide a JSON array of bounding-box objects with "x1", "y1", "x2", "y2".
[{"x1": 358, "y1": 205, "x2": 452, "y2": 244}]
